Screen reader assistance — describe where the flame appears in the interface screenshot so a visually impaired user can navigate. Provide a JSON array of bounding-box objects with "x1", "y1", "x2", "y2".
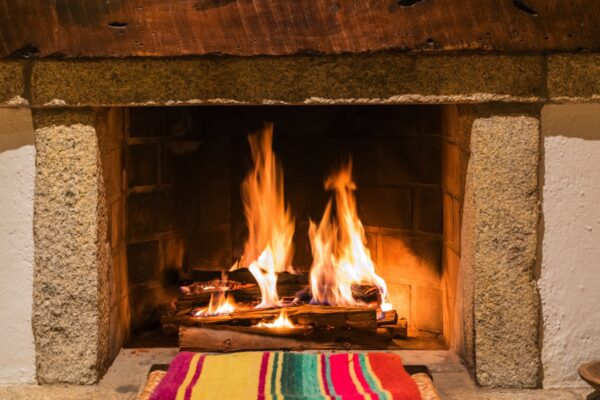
[
  {"x1": 309, "y1": 161, "x2": 391, "y2": 309},
  {"x1": 256, "y1": 309, "x2": 296, "y2": 329},
  {"x1": 194, "y1": 292, "x2": 236, "y2": 317},
  {"x1": 232, "y1": 124, "x2": 295, "y2": 308}
]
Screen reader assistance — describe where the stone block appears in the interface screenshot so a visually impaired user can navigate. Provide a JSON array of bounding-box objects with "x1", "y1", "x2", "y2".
[
  {"x1": 414, "y1": 188, "x2": 443, "y2": 234},
  {"x1": 548, "y1": 54, "x2": 600, "y2": 101},
  {"x1": 468, "y1": 115, "x2": 541, "y2": 388},
  {"x1": 357, "y1": 185, "x2": 412, "y2": 230},
  {"x1": 184, "y1": 231, "x2": 231, "y2": 271},
  {"x1": 161, "y1": 186, "x2": 199, "y2": 232},
  {"x1": 379, "y1": 234, "x2": 441, "y2": 288},
  {"x1": 127, "y1": 241, "x2": 160, "y2": 286},
  {"x1": 29, "y1": 54, "x2": 544, "y2": 106},
  {"x1": 33, "y1": 123, "x2": 111, "y2": 383},
  {"x1": 0, "y1": 60, "x2": 25, "y2": 105},
  {"x1": 127, "y1": 143, "x2": 158, "y2": 187},
  {"x1": 378, "y1": 138, "x2": 441, "y2": 185},
  {"x1": 198, "y1": 180, "x2": 231, "y2": 227},
  {"x1": 416, "y1": 286, "x2": 443, "y2": 334},
  {"x1": 127, "y1": 192, "x2": 162, "y2": 237},
  {"x1": 387, "y1": 283, "x2": 411, "y2": 324},
  {"x1": 161, "y1": 140, "x2": 202, "y2": 184}
]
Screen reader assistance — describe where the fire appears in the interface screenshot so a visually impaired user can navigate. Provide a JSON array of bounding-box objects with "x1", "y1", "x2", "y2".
[
  {"x1": 309, "y1": 161, "x2": 391, "y2": 309},
  {"x1": 256, "y1": 309, "x2": 296, "y2": 329},
  {"x1": 194, "y1": 292, "x2": 236, "y2": 317},
  {"x1": 232, "y1": 124, "x2": 295, "y2": 308}
]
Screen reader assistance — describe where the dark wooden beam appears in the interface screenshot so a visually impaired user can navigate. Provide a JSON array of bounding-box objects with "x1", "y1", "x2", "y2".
[{"x1": 0, "y1": 0, "x2": 599, "y2": 58}]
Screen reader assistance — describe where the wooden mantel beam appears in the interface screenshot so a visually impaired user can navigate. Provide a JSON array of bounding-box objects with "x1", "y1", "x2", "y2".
[{"x1": 0, "y1": 0, "x2": 599, "y2": 58}]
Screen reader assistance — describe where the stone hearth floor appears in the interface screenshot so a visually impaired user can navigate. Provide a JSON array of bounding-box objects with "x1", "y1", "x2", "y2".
[{"x1": 0, "y1": 349, "x2": 592, "y2": 399}]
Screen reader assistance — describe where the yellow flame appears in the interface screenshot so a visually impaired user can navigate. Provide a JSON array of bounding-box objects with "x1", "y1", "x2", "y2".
[
  {"x1": 194, "y1": 292, "x2": 236, "y2": 317},
  {"x1": 232, "y1": 124, "x2": 295, "y2": 308},
  {"x1": 309, "y1": 160, "x2": 390, "y2": 308},
  {"x1": 256, "y1": 309, "x2": 296, "y2": 329}
]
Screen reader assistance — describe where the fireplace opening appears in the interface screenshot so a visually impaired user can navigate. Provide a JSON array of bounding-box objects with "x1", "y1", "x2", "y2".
[{"x1": 108, "y1": 105, "x2": 462, "y2": 351}]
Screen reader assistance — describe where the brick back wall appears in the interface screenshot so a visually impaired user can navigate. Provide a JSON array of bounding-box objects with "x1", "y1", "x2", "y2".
[{"x1": 125, "y1": 106, "x2": 443, "y2": 336}]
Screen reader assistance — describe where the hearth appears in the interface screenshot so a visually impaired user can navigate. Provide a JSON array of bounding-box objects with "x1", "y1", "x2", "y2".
[{"x1": 119, "y1": 105, "x2": 449, "y2": 351}]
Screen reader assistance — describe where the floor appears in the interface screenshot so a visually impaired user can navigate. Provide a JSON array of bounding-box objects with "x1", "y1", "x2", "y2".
[{"x1": 0, "y1": 349, "x2": 593, "y2": 399}]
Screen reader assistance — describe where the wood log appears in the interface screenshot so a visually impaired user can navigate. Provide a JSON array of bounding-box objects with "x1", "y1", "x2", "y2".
[
  {"x1": 177, "y1": 305, "x2": 378, "y2": 331},
  {"x1": 176, "y1": 280, "x2": 379, "y2": 310},
  {"x1": 385, "y1": 318, "x2": 408, "y2": 339},
  {"x1": 179, "y1": 326, "x2": 392, "y2": 352},
  {"x1": 377, "y1": 310, "x2": 398, "y2": 326},
  {"x1": 176, "y1": 282, "x2": 307, "y2": 309}
]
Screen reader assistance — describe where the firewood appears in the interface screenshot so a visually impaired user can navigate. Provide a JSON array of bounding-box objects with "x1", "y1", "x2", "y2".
[
  {"x1": 377, "y1": 309, "x2": 398, "y2": 326},
  {"x1": 179, "y1": 326, "x2": 392, "y2": 352},
  {"x1": 385, "y1": 318, "x2": 408, "y2": 339},
  {"x1": 177, "y1": 305, "x2": 378, "y2": 331}
]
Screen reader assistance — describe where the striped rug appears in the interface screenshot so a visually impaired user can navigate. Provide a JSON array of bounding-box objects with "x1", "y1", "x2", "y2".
[{"x1": 149, "y1": 351, "x2": 422, "y2": 400}]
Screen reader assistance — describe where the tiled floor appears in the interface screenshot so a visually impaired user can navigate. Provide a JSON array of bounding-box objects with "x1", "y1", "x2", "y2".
[{"x1": 0, "y1": 349, "x2": 592, "y2": 399}]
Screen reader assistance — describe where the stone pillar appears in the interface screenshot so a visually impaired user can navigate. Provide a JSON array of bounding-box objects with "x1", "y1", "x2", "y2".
[
  {"x1": 463, "y1": 107, "x2": 542, "y2": 388},
  {"x1": 32, "y1": 109, "x2": 111, "y2": 384}
]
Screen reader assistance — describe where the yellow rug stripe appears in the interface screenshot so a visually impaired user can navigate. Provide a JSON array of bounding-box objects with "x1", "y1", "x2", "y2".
[
  {"x1": 274, "y1": 352, "x2": 284, "y2": 399},
  {"x1": 191, "y1": 352, "x2": 263, "y2": 400},
  {"x1": 175, "y1": 353, "x2": 201, "y2": 400}
]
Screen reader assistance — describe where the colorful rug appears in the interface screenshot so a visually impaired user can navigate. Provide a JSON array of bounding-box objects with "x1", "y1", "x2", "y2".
[{"x1": 149, "y1": 352, "x2": 422, "y2": 400}]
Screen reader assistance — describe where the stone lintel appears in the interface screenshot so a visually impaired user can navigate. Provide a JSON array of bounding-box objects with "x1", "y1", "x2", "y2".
[
  {"x1": 548, "y1": 54, "x2": 600, "y2": 103},
  {"x1": 26, "y1": 54, "x2": 544, "y2": 106}
]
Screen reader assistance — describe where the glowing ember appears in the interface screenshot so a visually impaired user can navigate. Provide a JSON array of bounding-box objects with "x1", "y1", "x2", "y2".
[
  {"x1": 194, "y1": 292, "x2": 236, "y2": 317},
  {"x1": 231, "y1": 124, "x2": 295, "y2": 308},
  {"x1": 309, "y1": 160, "x2": 390, "y2": 308},
  {"x1": 256, "y1": 309, "x2": 296, "y2": 329}
]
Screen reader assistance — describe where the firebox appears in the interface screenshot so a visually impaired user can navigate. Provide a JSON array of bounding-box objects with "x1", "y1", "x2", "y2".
[{"x1": 117, "y1": 104, "x2": 456, "y2": 351}]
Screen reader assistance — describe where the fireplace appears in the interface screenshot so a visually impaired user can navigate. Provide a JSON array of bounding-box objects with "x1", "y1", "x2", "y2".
[
  {"x1": 26, "y1": 55, "x2": 544, "y2": 389},
  {"x1": 119, "y1": 105, "x2": 447, "y2": 350}
]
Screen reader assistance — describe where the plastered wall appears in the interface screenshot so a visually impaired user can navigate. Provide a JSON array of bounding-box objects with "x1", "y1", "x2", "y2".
[
  {"x1": 540, "y1": 104, "x2": 600, "y2": 387},
  {"x1": 0, "y1": 108, "x2": 36, "y2": 383}
]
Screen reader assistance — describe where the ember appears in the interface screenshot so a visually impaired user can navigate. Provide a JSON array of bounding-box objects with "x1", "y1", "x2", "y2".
[{"x1": 255, "y1": 309, "x2": 296, "y2": 329}]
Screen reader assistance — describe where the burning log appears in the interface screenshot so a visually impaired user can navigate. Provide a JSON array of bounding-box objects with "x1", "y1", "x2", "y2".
[
  {"x1": 179, "y1": 326, "x2": 393, "y2": 352},
  {"x1": 377, "y1": 309, "x2": 398, "y2": 326},
  {"x1": 173, "y1": 304, "x2": 379, "y2": 331}
]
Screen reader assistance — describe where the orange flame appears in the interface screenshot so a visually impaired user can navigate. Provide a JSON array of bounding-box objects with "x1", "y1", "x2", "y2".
[
  {"x1": 256, "y1": 309, "x2": 296, "y2": 329},
  {"x1": 309, "y1": 161, "x2": 390, "y2": 309},
  {"x1": 194, "y1": 292, "x2": 236, "y2": 317},
  {"x1": 232, "y1": 124, "x2": 295, "y2": 308}
]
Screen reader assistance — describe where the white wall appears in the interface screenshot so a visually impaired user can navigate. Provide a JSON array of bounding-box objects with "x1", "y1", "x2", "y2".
[
  {"x1": 0, "y1": 108, "x2": 36, "y2": 384},
  {"x1": 540, "y1": 104, "x2": 600, "y2": 388}
]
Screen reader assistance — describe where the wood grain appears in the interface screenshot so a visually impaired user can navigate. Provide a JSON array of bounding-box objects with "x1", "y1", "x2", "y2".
[
  {"x1": 0, "y1": 0, "x2": 598, "y2": 58},
  {"x1": 179, "y1": 325, "x2": 393, "y2": 351}
]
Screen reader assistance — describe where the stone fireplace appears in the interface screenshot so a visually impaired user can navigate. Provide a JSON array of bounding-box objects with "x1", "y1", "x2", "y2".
[
  {"x1": 1, "y1": 18, "x2": 600, "y2": 393},
  {"x1": 24, "y1": 57, "x2": 543, "y2": 386}
]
